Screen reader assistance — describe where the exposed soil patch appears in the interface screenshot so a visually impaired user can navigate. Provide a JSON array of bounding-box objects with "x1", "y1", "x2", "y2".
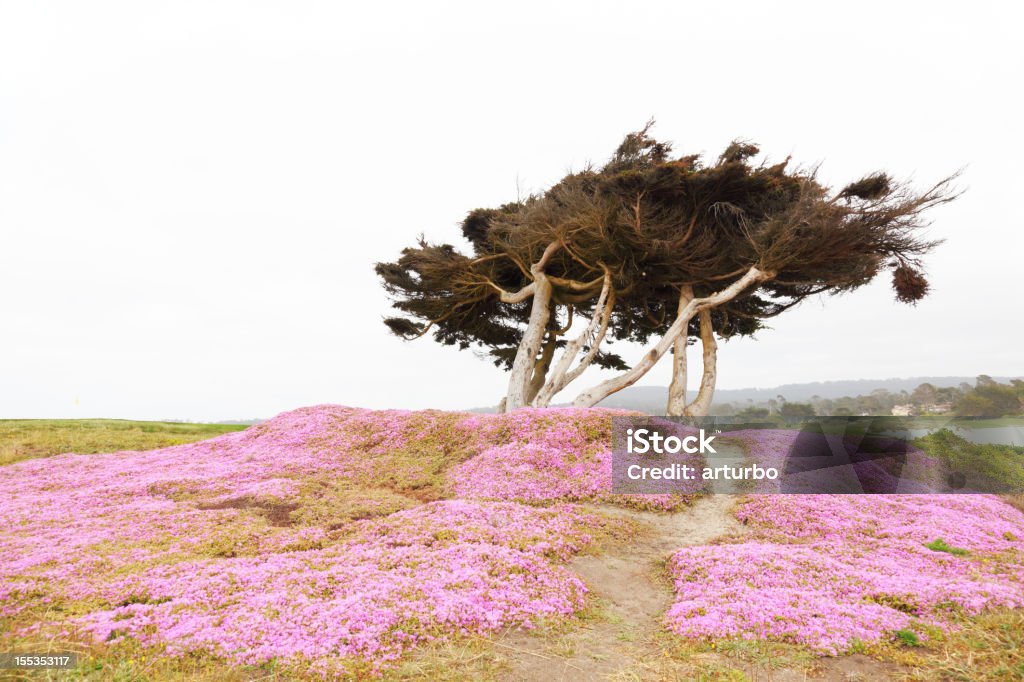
[
  {"x1": 197, "y1": 497, "x2": 298, "y2": 527},
  {"x1": 495, "y1": 493, "x2": 745, "y2": 681},
  {"x1": 804, "y1": 654, "x2": 906, "y2": 681}
]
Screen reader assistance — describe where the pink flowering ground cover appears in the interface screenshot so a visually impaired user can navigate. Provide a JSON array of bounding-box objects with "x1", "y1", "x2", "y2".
[
  {"x1": 66, "y1": 501, "x2": 605, "y2": 674},
  {"x1": 5, "y1": 408, "x2": 1023, "y2": 674},
  {"x1": 665, "y1": 429, "x2": 1024, "y2": 653},
  {"x1": 448, "y1": 414, "x2": 701, "y2": 509},
  {"x1": 0, "y1": 406, "x2": 643, "y2": 675}
]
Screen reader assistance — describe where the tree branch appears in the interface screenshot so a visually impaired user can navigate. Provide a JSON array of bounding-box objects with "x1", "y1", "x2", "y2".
[
  {"x1": 490, "y1": 281, "x2": 537, "y2": 303},
  {"x1": 548, "y1": 273, "x2": 607, "y2": 292},
  {"x1": 533, "y1": 268, "x2": 614, "y2": 406},
  {"x1": 555, "y1": 305, "x2": 574, "y2": 334},
  {"x1": 572, "y1": 266, "x2": 773, "y2": 407},
  {"x1": 535, "y1": 241, "x2": 562, "y2": 271}
]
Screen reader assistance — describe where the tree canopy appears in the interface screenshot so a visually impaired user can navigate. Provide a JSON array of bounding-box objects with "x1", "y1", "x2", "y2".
[{"x1": 377, "y1": 124, "x2": 958, "y2": 413}]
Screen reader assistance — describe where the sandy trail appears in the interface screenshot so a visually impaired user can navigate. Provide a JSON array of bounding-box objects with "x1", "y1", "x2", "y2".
[
  {"x1": 494, "y1": 440, "x2": 905, "y2": 681},
  {"x1": 496, "y1": 443, "x2": 749, "y2": 681}
]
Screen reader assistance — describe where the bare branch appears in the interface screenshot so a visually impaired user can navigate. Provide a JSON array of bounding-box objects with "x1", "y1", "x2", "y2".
[
  {"x1": 573, "y1": 266, "x2": 772, "y2": 407},
  {"x1": 534, "y1": 268, "x2": 614, "y2": 406},
  {"x1": 534, "y1": 241, "x2": 562, "y2": 272},
  {"x1": 493, "y1": 281, "x2": 537, "y2": 303}
]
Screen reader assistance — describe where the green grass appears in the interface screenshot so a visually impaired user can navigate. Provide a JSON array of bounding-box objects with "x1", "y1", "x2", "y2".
[
  {"x1": 0, "y1": 419, "x2": 249, "y2": 466},
  {"x1": 895, "y1": 629, "x2": 922, "y2": 647},
  {"x1": 924, "y1": 538, "x2": 971, "y2": 557}
]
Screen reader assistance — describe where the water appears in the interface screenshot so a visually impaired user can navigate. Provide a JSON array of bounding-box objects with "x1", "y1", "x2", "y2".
[{"x1": 902, "y1": 426, "x2": 1023, "y2": 447}]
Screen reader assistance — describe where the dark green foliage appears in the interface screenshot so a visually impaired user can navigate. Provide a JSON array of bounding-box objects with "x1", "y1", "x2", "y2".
[
  {"x1": 779, "y1": 402, "x2": 816, "y2": 418},
  {"x1": 954, "y1": 376, "x2": 1024, "y2": 417},
  {"x1": 382, "y1": 317, "x2": 424, "y2": 339},
  {"x1": 736, "y1": 406, "x2": 771, "y2": 419},
  {"x1": 461, "y1": 203, "x2": 522, "y2": 250}
]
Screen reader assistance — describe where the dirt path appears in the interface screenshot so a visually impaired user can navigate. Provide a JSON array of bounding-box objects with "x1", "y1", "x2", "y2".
[
  {"x1": 493, "y1": 440, "x2": 907, "y2": 681},
  {"x1": 495, "y1": 443, "x2": 749, "y2": 681}
]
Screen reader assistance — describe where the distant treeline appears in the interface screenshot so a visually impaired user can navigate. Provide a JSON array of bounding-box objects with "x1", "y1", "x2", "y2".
[{"x1": 716, "y1": 376, "x2": 1024, "y2": 418}]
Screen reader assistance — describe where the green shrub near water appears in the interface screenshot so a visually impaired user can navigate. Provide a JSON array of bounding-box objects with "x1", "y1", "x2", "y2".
[{"x1": 912, "y1": 428, "x2": 1024, "y2": 491}]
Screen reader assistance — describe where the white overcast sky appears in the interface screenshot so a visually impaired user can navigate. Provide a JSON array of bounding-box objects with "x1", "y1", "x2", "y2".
[{"x1": 1, "y1": 1, "x2": 1021, "y2": 421}]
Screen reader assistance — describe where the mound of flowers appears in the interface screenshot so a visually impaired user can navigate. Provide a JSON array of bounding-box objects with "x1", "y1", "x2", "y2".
[
  {"x1": 0, "y1": 406, "x2": 636, "y2": 672},
  {"x1": 664, "y1": 429, "x2": 1024, "y2": 653},
  {"x1": 69, "y1": 501, "x2": 607, "y2": 672},
  {"x1": 448, "y1": 413, "x2": 701, "y2": 508}
]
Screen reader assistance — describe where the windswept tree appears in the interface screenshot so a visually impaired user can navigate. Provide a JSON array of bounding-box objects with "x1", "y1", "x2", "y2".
[{"x1": 377, "y1": 125, "x2": 958, "y2": 413}]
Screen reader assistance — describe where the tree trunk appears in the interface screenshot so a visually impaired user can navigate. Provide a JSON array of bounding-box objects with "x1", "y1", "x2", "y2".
[
  {"x1": 665, "y1": 286, "x2": 693, "y2": 416},
  {"x1": 572, "y1": 267, "x2": 769, "y2": 408},
  {"x1": 683, "y1": 309, "x2": 717, "y2": 416},
  {"x1": 505, "y1": 275, "x2": 553, "y2": 410},
  {"x1": 525, "y1": 332, "x2": 557, "y2": 405},
  {"x1": 533, "y1": 271, "x2": 613, "y2": 407}
]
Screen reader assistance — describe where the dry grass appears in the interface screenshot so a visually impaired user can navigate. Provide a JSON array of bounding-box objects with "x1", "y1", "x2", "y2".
[
  {"x1": 897, "y1": 610, "x2": 1024, "y2": 681},
  {"x1": 0, "y1": 632, "x2": 295, "y2": 681},
  {"x1": 1003, "y1": 494, "x2": 1024, "y2": 514}
]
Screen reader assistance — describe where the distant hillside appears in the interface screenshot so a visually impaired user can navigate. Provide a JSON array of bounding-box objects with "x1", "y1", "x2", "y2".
[
  {"x1": 594, "y1": 377, "x2": 1022, "y2": 414},
  {"x1": 466, "y1": 376, "x2": 1023, "y2": 414}
]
